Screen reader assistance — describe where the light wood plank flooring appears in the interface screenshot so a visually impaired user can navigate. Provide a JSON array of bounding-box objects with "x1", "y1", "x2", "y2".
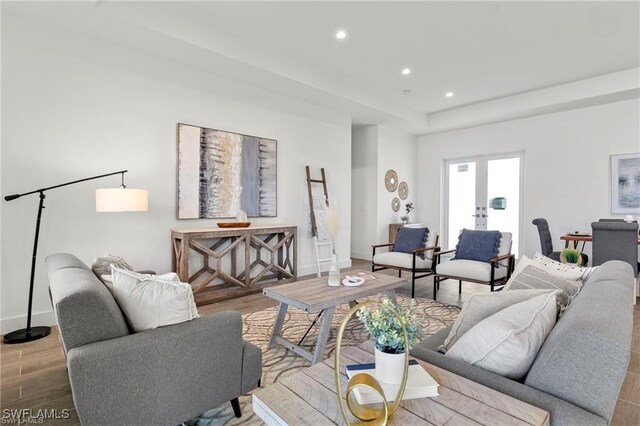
[{"x1": 1, "y1": 259, "x2": 638, "y2": 424}]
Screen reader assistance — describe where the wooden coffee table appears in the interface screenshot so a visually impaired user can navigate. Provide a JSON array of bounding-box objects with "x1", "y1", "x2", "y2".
[
  {"x1": 263, "y1": 270, "x2": 406, "y2": 364},
  {"x1": 253, "y1": 342, "x2": 550, "y2": 425}
]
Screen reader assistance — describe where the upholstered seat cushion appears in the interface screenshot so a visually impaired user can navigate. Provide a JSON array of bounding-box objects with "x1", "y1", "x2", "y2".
[
  {"x1": 373, "y1": 251, "x2": 433, "y2": 270},
  {"x1": 436, "y1": 259, "x2": 508, "y2": 282}
]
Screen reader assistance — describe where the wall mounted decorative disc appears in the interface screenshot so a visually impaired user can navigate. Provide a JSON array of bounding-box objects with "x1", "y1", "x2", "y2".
[
  {"x1": 392, "y1": 197, "x2": 401, "y2": 212},
  {"x1": 398, "y1": 181, "x2": 409, "y2": 200},
  {"x1": 385, "y1": 170, "x2": 399, "y2": 192}
]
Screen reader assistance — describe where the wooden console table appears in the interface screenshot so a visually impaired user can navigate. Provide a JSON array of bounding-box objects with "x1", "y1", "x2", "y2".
[{"x1": 171, "y1": 225, "x2": 297, "y2": 305}]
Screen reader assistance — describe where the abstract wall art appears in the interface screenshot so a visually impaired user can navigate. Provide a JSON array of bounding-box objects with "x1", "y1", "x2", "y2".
[
  {"x1": 177, "y1": 123, "x2": 277, "y2": 219},
  {"x1": 611, "y1": 152, "x2": 640, "y2": 214}
]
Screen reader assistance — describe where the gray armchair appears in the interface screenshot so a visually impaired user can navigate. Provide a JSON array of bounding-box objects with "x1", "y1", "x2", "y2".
[
  {"x1": 46, "y1": 253, "x2": 262, "y2": 426},
  {"x1": 591, "y1": 221, "x2": 639, "y2": 275}
]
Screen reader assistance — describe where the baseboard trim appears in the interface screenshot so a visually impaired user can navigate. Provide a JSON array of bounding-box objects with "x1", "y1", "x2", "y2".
[
  {"x1": 350, "y1": 251, "x2": 372, "y2": 261},
  {"x1": 1, "y1": 310, "x2": 57, "y2": 335}
]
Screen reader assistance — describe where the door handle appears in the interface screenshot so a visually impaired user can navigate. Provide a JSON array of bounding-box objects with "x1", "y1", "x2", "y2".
[
  {"x1": 471, "y1": 214, "x2": 480, "y2": 218},
  {"x1": 481, "y1": 214, "x2": 488, "y2": 218}
]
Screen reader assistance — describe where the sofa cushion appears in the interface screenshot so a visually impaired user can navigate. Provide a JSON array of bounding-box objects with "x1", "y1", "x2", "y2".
[
  {"x1": 446, "y1": 292, "x2": 557, "y2": 379},
  {"x1": 532, "y1": 253, "x2": 596, "y2": 281},
  {"x1": 504, "y1": 262, "x2": 583, "y2": 309},
  {"x1": 92, "y1": 253, "x2": 133, "y2": 278},
  {"x1": 525, "y1": 260, "x2": 634, "y2": 423},
  {"x1": 442, "y1": 289, "x2": 560, "y2": 351},
  {"x1": 111, "y1": 267, "x2": 199, "y2": 333},
  {"x1": 410, "y1": 344, "x2": 608, "y2": 426},
  {"x1": 436, "y1": 259, "x2": 508, "y2": 282},
  {"x1": 373, "y1": 251, "x2": 433, "y2": 270},
  {"x1": 100, "y1": 272, "x2": 180, "y2": 295},
  {"x1": 454, "y1": 229, "x2": 501, "y2": 263}
]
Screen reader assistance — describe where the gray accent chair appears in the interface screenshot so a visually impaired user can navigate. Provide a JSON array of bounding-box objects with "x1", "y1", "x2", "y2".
[
  {"x1": 532, "y1": 218, "x2": 588, "y2": 265},
  {"x1": 412, "y1": 260, "x2": 634, "y2": 426},
  {"x1": 592, "y1": 221, "x2": 639, "y2": 275},
  {"x1": 46, "y1": 253, "x2": 262, "y2": 426}
]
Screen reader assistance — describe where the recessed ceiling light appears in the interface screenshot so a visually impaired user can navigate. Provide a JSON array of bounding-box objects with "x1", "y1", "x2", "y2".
[
  {"x1": 445, "y1": 92, "x2": 454, "y2": 98},
  {"x1": 335, "y1": 30, "x2": 347, "y2": 40},
  {"x1": 402, "y1": 68, "x2": 411, "y2": 75}
]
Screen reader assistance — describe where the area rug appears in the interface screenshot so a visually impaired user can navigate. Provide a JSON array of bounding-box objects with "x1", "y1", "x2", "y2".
[{"x1": 190, "y1": 294, "x2": 460, "y2": 425}]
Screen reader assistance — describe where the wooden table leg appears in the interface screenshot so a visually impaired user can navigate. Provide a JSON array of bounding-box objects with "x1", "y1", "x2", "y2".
[
  {"x1": 386, "y1": 290, "x2": 397, "y2": 305},
  {"x1": 311, "y1": 306, "x2": 335, "y2": 364},
  {"x1": 179, "y1": 236, "x2": 190, "y2": 283},
  {"x1": 269, "y1": 302, "x2": 289, "y2": 349}
]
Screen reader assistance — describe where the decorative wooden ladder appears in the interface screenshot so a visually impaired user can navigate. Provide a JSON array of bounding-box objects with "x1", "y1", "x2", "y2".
[{"x1": 305, "y1": 166, "x2": 333, "y2": 277}]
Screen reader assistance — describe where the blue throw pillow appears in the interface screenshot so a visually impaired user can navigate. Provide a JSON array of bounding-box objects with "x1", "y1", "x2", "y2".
[
  {"x1": 454, "y1": 229, "x2": 502, "y2": 263},
  {"x1": 393, "y1": 227, "x2": 429, "y2": 257}
]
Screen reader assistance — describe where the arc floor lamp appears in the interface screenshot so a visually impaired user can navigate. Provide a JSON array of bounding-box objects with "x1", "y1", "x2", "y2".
[{"x1": 3, "y1": 170, "x2": 148, "y2": 344}]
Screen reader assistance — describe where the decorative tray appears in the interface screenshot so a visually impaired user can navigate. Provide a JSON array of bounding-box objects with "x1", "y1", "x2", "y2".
[{"x1": 217, "y1": 222, "x2": 251, "y2": 228}]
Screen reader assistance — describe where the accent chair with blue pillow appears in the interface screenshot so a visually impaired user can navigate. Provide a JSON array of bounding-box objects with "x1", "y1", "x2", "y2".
[
  {"x1": 371, "y1": 224, "x2": 440, "y2": 298},
  {"x1": 433, "y1": 229, "x2": 515, "y2": 300}
]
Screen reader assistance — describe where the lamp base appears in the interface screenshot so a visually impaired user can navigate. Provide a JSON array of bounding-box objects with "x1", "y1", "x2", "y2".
[{"x1": 3, "y1": 326, "x2": 51, "y2": 344}]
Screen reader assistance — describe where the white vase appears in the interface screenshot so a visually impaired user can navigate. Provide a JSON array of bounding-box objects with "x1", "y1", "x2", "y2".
[
  {"x1": 374, "y1": 347, "x2": 405, "y2": 385},
  {"x1": 328, "y1": 254, "x2": 340, "y2": 286}
]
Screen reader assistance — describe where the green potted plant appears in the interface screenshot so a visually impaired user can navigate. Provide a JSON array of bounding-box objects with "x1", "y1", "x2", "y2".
[
  {"x1": 560, "y1": 248, "x2": 582, "y2": 265},
  {"x1": 356, "y1": 299, "x2": 423, "y2": 384}
]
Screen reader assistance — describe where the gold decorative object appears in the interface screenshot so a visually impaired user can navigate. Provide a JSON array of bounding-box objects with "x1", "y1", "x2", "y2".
[
  {"x1": 391, "y1": 197, "x2": 400, "y2": 212},
  {"x1": 384, "y1": 170, "x2": 399, "y2": 192},
  {"x1": 398, "y1": 182, "x2": 409, "y2": 200},
  {"x1": 334, "y1": 301, "x2": 410, "y2": 425}
]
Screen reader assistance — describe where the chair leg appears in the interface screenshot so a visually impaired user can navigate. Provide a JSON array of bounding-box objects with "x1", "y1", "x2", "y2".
[
  {"x1": 230, "y1": 397, "x2": 242, "y2": 418},
  {"x1": 491, "y1": 282, "x2": 495, "y2": 292},
  {"x1": 411, "y1": 271, "x2": 416, "y2": 298},
  {"x1": 433, "y1": 277, "x2": 438, "y2": 300},
  {"x1": 398, "y1": 269, "x2": 402, "y2": 278},
  {"x1": 458, "y1": 280, "x2": 462, "y2": 294}
]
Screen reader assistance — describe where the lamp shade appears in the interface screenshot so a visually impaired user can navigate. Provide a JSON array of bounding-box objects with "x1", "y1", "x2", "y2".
[{"x1": 96, "y1": 188, "x2": 148, "y2": 212}]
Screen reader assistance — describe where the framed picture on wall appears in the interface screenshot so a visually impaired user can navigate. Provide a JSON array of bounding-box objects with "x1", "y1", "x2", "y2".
[
  {"x1": 611, "y1": 152, "x2": 640, "y2": 214},
  {"x1": 177, "y1": 123, "x2": 277, "y2": 219}
]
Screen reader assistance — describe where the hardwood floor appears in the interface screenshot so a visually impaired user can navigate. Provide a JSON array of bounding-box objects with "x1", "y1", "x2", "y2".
[{"x1": 1, "y1": 260, "x2": 639, "y2": 424}]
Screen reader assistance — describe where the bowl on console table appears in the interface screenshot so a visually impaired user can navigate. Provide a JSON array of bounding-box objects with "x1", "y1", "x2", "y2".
[{"x1": 217, "y1": 222, "x2": 251, "y2": 228}]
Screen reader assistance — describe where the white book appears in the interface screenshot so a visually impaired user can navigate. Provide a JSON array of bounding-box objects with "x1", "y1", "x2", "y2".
[{"x1": 345, "y1": 360, "x2": 439, "y2": 404}]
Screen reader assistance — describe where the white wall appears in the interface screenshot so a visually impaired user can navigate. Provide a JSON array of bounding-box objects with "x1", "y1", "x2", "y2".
[
  {"x1": 350, "y1": 125, "x2": 417, "y2": 259},
  {"x1": 351, "y1": 126, "x2": 378, "y2": 259},
  {"x1": 416, "y1": 98, "x2": 640, "y2": 259},
  {"x1": 376, "y1": 126, "x2": 417, "y2": 244},
  {"x1": 1, "y1": 15, "x2": 352, "y2": 332}
]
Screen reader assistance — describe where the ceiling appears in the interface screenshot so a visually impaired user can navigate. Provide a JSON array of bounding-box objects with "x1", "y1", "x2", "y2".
[{"x1": 4, "y1": 1, "x2": 640, "y2": 134}]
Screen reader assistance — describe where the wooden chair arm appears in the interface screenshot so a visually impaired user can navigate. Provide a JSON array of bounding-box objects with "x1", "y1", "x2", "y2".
[
  {"x1": 412, "y1": 245, "x2": 439, "y2": 254},
  {"x1": 433, "y1": 248, "x2": 456, "y2": 257},
  {"x1": 372, "y1": 243, "x2": 394, "y2": 249},
  {"x1": 490, "y1": 253, "x2": 514, "y2": 263}
]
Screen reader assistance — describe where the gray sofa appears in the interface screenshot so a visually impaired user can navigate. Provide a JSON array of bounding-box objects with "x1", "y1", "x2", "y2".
[
  {"x1": 411, "y1": 260, "x2": 634, "y2": 426},
  {"x1": 46, "y1": 253, "x2": 262, "y2": 426}
]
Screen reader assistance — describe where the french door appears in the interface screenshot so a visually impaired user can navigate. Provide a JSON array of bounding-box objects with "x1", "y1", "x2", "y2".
[{"x1": 444, "y1": 153, "x2": 523, "y2": 256}]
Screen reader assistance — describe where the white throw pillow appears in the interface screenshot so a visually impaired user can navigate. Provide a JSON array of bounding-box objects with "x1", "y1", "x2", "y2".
[
  {"x1": 504, "y1": 263, "x2": 582, "y2": 310},
  {"x1": 532, "y1": 253, "x2": 596, "y2": 281},
  {"x1": 100, "y1": 272, "x2": 180, "y2": 295},
  {"x1": 111, "y1": 267, "x2": 199, "y2": 332},
  {"x1": 445, "y1": 292, "x2": 557, "y2": 379},
  {"x1": 442, "y1": 289, "x2": 559, "y2": 351}
]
